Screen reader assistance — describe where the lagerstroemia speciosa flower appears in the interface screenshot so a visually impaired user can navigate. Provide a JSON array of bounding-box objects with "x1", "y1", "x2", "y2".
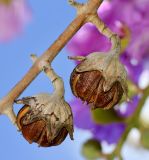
[
  {"x1": 67, "y1": 0, "x2": 149, "y2": 144},
  {"x1": 71, "y1": 99, "x2": 126, "y2": 144},
  {"x1": 0, "y1": 0, "x2": 31, "y2": 42}
]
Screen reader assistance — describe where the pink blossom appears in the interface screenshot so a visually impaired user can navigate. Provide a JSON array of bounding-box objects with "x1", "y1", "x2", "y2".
[{"x1": 0, "y1": 0, "x2": 31, "y2": 42}]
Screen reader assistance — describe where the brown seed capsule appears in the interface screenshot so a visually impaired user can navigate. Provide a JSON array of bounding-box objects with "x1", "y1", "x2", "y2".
[
  {"x1": 16, "y1": 93, "x2": 74, "y2": 147},
  {"x1": 70, "y1": 52, "x2": 127, "y2": 109}
]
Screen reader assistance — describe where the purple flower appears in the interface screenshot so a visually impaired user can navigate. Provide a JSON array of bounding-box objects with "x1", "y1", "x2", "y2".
[
  {"x1": 120, "y1": 53, "x2": 143, "y2": 84},
  {"x1": 116, "y1": 95, "x2": 140, "y2": 118},
  {"x1": 98, "y1": 0, "x2": 149, "y2": 63},
  {"x1": 70, "y1": 98, "x2": 125, "y2": 144},
  {"x1": 67, "y1": 23, "x2": 111, "y2": 57},
  {"x1": 0, "y1": 0, "x2": 31, "y2": 42},
  {"x1": 92, "y1": 123, "x2": 126, "y2": 144},
  {"x1": 70, "y1": 99, "x2": 95, "y2": 130}
]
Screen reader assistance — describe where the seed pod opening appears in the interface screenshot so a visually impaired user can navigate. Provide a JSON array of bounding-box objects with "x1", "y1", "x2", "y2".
[
  {"x1": 70, "y1": 69, "x2": 123, "y2": 109},
  {"x1": 16, "y1": 93, "x2": 74, "y2": 147},
  {"x1": 70, "y1": 52, "x2": 127, "y2": 109},
  {"x1": 17, "y1": 105, "x2": 69, "y2": 147}
]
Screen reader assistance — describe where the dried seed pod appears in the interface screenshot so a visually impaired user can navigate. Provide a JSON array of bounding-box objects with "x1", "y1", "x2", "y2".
[
  {"x1": 70, "y1": 52, "x2": 127, "y2": 109},
  {"x1": 16, "y1": 93, "x2": 74, "y2": 147}
]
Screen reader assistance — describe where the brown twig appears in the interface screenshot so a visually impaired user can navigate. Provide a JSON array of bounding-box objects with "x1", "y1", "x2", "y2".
[{"x1": 0, "y1": 0, "x2": 104, "y2": 125}]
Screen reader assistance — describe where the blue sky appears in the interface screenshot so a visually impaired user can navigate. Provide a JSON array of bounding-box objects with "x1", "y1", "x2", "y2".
[{"x1": 0, "y1": 0, "x2": 90, "y2": 160}]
